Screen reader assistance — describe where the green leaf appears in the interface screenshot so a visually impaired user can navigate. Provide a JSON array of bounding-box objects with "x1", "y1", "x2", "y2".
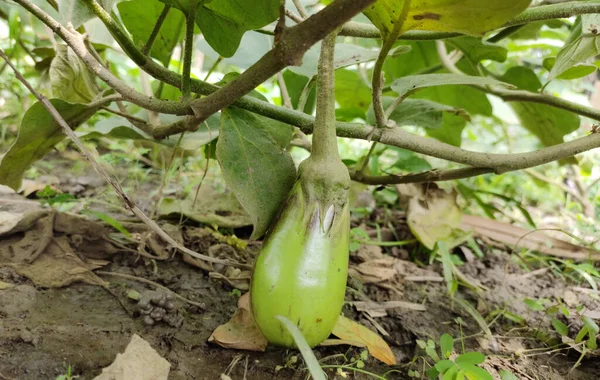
[
  {"x1": 384, "y1": 41, "x2": 439, "y2": 80},
  {"x1": 390, "y1": 147, "x2": 432, "y2": 172},
  {"x1": 182, "y1": 0, "x2": 278, "y2": 58},
  {"x1": 439, "y1": 334, "x2": 454, "y2": 359},
  {"x1": 119, "y1": 0, "x2": 185, "y2": 66},
  {"x1": 499, "y1": 370, "x2": 519, "y2": 380},
  {"x1": 455, "y1": 352, "x2": 485, "y2": 366},
  {"x1": 282, "y1": 70, "x2": 316, "y2": 114},
  {"x1": 448, "y1": 36, "x2": 508, "y2": 63},
  {"x1": 57, "y1": 0, "x2": 119, "y2": 28},
  {"x1": 434, "y1": 359, "x2": 455, "y2": 374},
  {"x1": 442, "y1": 364, "x2": 460, "y2": 380},
  {"x1": 275, "y1": 316, "x2": 326, "y2": 380},
  {"x1": 390, "y1": 74, "x2": 512, "y2": 99},
  {"x1": 216, "y1": 107, "x2": 296, "y2": 239},
  {"x1": 288, "y1": 43, "x2": 395, "y2": 78},
  {"x1": 582, "y1": 315, "x2": 599, "y2": 349},
  {"x1": 49, "y1": 44, "x2": 99, "y2": 103},
  {"x1": 461, "y1": 364, "x2": 493, "y2": 380},
  {"x1": 0, "y1": 99, "x2": 99, "y2": 191},
  {"x1": 524, "y1": 298, "x2": 545, "y2": 312},
  {"x1": 335, "y1": 69, "x2": 372, "y2": 120},
  {"x1": 556, "y1": 64, "x2": 597, "y2": 80},
  {"x1": 81, "y1": 209, "x2": 131, "y2": 237},
  {"x1": 368, "y1": 97, "x2": 470, "y2": 130},
  {"x1": 551, "y1": 318, "x2": 569, "y2": 336},
  {"x1": 550, "y1": 14, "x2": 600, "y2": 81},
  {"x1": 501, "y1": 67, "x2": 580, "y2": 151},
  {"x1": 363, "y1": 0, "x2": 531, "y2": 38}
]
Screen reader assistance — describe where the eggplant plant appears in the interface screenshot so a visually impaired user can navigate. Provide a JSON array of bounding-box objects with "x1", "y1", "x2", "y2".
[{"x1": 250, "y1": 31, "x2": 351, "y2": 348}]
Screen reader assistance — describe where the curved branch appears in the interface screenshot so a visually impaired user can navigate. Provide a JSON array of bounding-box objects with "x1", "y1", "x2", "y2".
[
  {"x1": 351, "y1": 167, "x2": 494, "y2": 185},
  {"x1": 15, "y1": 0, "x2": 190, "y2": 115},
  {"x1": 15, "y1": 0, "x2": 600, "y2": 170},
  {"x1": 339, "y1": 1, "x2": 600, "y2": 40},
  {"x1": 187, "y1": 0, "x2": 377, "y2": 122}
]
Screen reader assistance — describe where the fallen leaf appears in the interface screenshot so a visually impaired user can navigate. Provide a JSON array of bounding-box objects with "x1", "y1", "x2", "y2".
[
  {"x1": 208, "y1": 293, "x2": 267, "y2": 351},
  {"x1": 320, "y1": 339, "x2": 366, "y2": 347},
  {"x1": 93, "y1": 334, "x2": 170, "y2": 380},
  {"x1": 460, "y1": 215, "x2": 600, "y2": 260},
  {"x1": 401, "y1": 185, "x2": 463, "y2": 250},
  {"x1": 353, "y1": 301, "x2": 427, "y2": 313},
  {"x1": 332, "y1": 315, "x2": 396, "y2": 365},
  {"x1": 0, "y1": 210, "x2": 48, "y2": 237},
  {"x1": 159, "y1": 185, "x2": 251, "y2": 229},
  {"x1": 350, "y1": 257, "x2": 397, "y2": 284}
]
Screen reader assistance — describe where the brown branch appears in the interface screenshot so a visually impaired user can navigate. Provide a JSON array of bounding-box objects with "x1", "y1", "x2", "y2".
[
  {"x1": 0, "y1": 48, "x2": 250, "y2": 270},
  {"x1": 351, "y1": 167, "x2": 494, "y2": 185},
  {"x1": 188, "y1": 0, "x2": 377, "y2": 122}
]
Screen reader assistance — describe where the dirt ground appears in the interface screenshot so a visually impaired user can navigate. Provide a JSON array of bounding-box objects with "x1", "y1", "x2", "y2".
[{"x1": 1, "y1": 157, "x2": 599, "y2": 380}]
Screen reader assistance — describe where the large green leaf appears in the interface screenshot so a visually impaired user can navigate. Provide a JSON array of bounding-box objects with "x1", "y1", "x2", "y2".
[
  {"x1": 363, "y1": 0, "x2": 531, "y2": 38},
  {"x1": 216, "y1": 107, "x2": 296, "y2": 239},
  {"x1": 288, "y1": 43, "x2": 405, "y2": 78},
  {"x1": 282, "y1": 70, "x2": 316, "y2": 114},
  {"x1": 118, "y1": 0, "x2": 185, "y2": 66},
  {"x1": 384, "y1": 41, "x2": 439, "y2": 80},
  {"x1": 0, "y1": 100, "x2": 100, "y2": 191},
  {"x1": 501, "y1": 67, "x2": 580, "y2": 151},
  {"x1": 367, "y1": 97, "x2": 470, "y2": 130},
  {"x1": 390, "y1": 73, "x2": 512, "y2": 99},
  {"x1": 549, "y1": 14, "x2": 600, "y2": 81},
  {"x1": 49, "y1": 44, "x2": 99, "y2": 103},
  {"x1": 335, "y1": 69, "x2": 372, "y2": 120},
  {"x1": 57, "y1": 0, "x2": 120, "y2": 28},
  {"x1": 162, "y1": 0, "x2": 278, "y2": 57},
  {"x1": 447, "y1": 36, "x2": 508, "y2": 63}
]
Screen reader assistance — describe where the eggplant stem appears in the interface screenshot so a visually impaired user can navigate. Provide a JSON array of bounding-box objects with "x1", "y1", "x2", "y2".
[{"x1": 311, "y1": 29, "x2": 340, "y2": 162}]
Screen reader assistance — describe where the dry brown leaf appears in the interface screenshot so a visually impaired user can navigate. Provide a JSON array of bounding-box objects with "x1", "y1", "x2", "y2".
[
  {"x1": 320, "y1": 339, "x2": 366, "y2": 347},
  {"x1": 3, "y1": 236, "x2": 106, "y2": 287},
  {"x1": 332, "y1": 315, "x2": 396, "y2": 365},
  {"x1": 208, "y1": 293, "x2": 267, "y2": 352},
  {"x1": 353, "y1": 301, "x2": 426, "y2": 313},
  {"x1": 93, "y1": 334, "x2": 170, "y2": 380},
  {"x1": 461, "y1": 215, "x2": 600, "y2": 260},
  {"x1": 350, "y1": 257, "x2": 397, "y2": 284}
]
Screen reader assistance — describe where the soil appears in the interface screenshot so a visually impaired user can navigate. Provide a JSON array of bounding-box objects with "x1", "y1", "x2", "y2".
[{"x1": 1, "y1": 157, "x2": 599, "y2": 380}]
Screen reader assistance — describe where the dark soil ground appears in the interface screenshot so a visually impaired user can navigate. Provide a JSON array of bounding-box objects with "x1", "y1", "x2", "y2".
[{"x1": 1, "y1": 155, "x2": 599, "y2": 380}]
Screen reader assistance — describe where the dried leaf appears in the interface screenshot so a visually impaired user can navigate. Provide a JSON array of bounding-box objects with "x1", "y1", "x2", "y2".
[
  {"x1": 404, "y1": 186, "x2": 463, "y2": 250},
  {"x1": 350, "y1": 257, "x2": 397, "y2": 284},
  {"x1": 332, "y1": 315, "x2": 396, "y2": 365},
  {"x1": 208, "y1": 293, "x2": 267, "y2": 352},
  {"x1": 460, "y1": 215, "x2": 600, "y2": 260},
  {"x1": 93, "y1": 334, "x2": 170, "y2": 380}
]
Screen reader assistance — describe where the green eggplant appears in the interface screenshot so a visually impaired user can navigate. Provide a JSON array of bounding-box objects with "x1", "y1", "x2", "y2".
[
  {"x1": 250, "y1": 173, "x2": 350, "y2": 347},
  {"x1": 250, "y1": 29, "x2": 350, "y2": 348}
]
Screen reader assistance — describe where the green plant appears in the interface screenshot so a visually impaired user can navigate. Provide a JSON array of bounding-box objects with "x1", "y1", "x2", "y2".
[
  {"x1": 412, "y1": 334, "x2": 495, "y2": 380},
  {"x1": 55, "y1": 364, "x2": 78, "y2": 380}
]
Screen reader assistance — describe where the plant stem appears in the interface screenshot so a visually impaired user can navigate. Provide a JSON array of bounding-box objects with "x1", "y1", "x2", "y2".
[
  {"x1": 371, "y1": 0, "x2": 411, "y2": 128},
  {"x1": 311, "y1": 30, "x2": 339, "y2": 161},
  {"x1": 142, "y1": 3, "x2": 171, "y2": 56},
  {"x1": 181, "y1": 0, "x2": 197, "y2": 102}
]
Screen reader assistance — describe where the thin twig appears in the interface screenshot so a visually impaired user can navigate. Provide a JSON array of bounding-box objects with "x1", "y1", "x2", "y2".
[
  {"x1": 277, "y1": 72, "x2": 293, "y2": 109},
  {"x1": 181, "y1": 0, "x2": 198, "y2": 101},
  {"x1": 0, "y1": 48, "x2": 250, "y2": 270},
  {"x1": 285, "y1": 8, "x2": 303, "y2": 23},
  {"x1": 142, "y1": 3, "x2": 172, "y2": 56},
  {"x1": 96, "y1": 271, "x2": 206, "y2": 308},
  {"x1": 372, "y1": 0, "x2": 412, "y2": 128},
  {"x1": 292, "y1": 0, "x2": 309, "y2": 19}
]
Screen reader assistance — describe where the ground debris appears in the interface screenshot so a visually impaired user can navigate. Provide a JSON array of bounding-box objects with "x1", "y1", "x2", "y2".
[{"x1": 93, "y1": 334, "x2": 170, "y2": 380}]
